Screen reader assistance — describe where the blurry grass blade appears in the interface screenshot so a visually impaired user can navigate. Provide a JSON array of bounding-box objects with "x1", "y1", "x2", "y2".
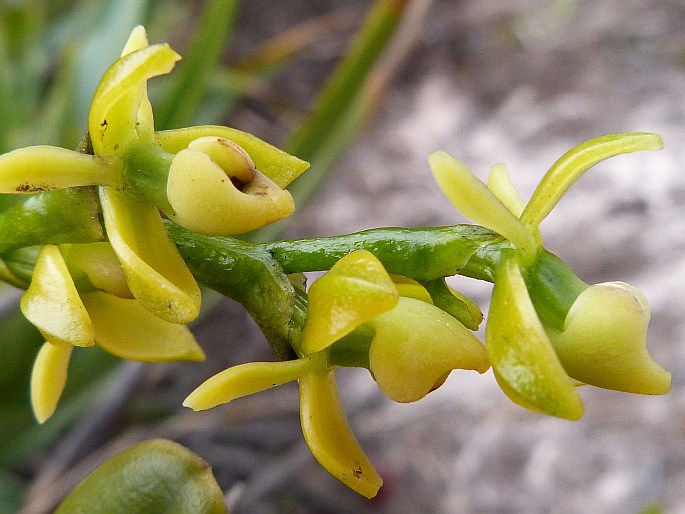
[
  {"x1": 287, "y1": 0, "x2": 408, "y2": 163},
  {"x1": 30, "y1": 44, "x2": 79, "y2": 148},
  {"x1": 238, "y1": 7, "x2": 358, "y2": 72},
  {"x1": 155, "y1": 0, "x2": 239, "y2": 129},
  {"x1": 0, "y1": 29, "x2": 16, "y2": 151}
]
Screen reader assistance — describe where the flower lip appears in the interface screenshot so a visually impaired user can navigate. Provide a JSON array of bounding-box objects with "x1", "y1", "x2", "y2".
[{"x1": 549, "y1": 281, "x2": 671, "y2": 395}]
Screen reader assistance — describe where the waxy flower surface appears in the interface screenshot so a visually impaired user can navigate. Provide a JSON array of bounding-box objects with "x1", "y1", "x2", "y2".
[
  {"x1": 429, "y1": 133, "x2": 671, "y2": 419},
  {"x1": 0, "y1": 26, "x2": 307, "y2": 422},
  {"x1": 185, "y1": 249, "x2": 490, "y2": 497}
]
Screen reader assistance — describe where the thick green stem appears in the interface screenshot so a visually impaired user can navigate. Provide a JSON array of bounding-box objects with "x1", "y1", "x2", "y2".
[
  {"x1": 0, "y1": 188, "x2": 105, "y2": 255},
  {"x1": 267, "y1": 225, "x2": 504, "y2": 281},
  {"x1": 165, "y1": 221, "x2": 297, "y2": 361},
  {"x1": 525, "y1": 250, "x2": 588, "y2": 331},
  {"x1": 122, "y1": 142, "x2": 174, "y2": 214}
]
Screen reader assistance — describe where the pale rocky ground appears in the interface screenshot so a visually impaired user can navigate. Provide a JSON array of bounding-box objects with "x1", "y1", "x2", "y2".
[{"x1": 21, "y1": 1, "x2": 685, "y2": 513}]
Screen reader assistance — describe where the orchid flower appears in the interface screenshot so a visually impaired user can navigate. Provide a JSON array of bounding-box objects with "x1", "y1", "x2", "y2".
[
  {"x1": 24, "y1": 243, "x2": 205, "y2": 423},
  {"x1": 429, "y1": 133, "x2": 671, "y2": 420},
  {"x1": 185, "y1": 249, "x2": 489, "y2": 497},
  {"x1": 0, "y1": 26, "x2": 308, "y2": 423},
  {"x1": 0, "y1": 26, "x2": 308, "y2": 322}
]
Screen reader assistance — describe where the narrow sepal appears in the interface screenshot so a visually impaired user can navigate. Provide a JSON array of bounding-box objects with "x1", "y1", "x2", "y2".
[{"x1": 299, "y1": 370, "x2": 382, "y2": 498}]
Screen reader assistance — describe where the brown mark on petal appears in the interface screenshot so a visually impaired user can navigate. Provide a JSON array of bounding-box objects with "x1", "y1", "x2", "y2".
[
  {"x1": 16, "y1": 183, "x2": 48, "y2": 193},
  {"x1": 352, "y1": 463, "x2": 364, "y2": 480}
]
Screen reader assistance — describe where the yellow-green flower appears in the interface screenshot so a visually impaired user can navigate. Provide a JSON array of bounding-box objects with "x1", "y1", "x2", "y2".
[
  {"x1": 429, "y1": 133, "x2": 671, "y2": 419},
  {"x1": 184, "y1": 249, "x2": 489, "y2": 497},
  {"x1": 23, "y1": 243, "x2": 205, "y2": 423},
  {"x1": 0, "y1": 25, "x2": 308, "y2": 323},
  {"x1": 0, "y1": 26, "x2": 309, "y2": 422}
]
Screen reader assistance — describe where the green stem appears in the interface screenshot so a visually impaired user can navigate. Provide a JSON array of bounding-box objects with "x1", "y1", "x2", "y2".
[
  {"x1": 122, "y1": 141, "x2": 174, "y2": 214},
  {"x1": 0, "y1": 188, "x2": 105, "y2": 255},
  {"x1": 165, "y1": 221, "x2": 296, "y2": 361},
  {"x1": 267, "y1": 225, "x2": 505, "y2": 281},
  {"x1": 525, "y1": 250, "x2": 588, "y2": 331}
]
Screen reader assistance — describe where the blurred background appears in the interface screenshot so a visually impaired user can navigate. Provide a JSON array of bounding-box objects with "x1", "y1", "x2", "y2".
[{"x1": 1, "y1": 0, "x2": 684, "y2": 512}]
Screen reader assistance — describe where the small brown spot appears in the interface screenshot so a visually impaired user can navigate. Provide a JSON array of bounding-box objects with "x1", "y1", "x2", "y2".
[{"x1": 16, "y1": 183, "x2": 47, "y2": 193}]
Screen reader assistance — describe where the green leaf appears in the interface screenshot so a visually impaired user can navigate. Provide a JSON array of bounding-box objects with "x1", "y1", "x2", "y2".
[{"x1": 56, "y1": 439, "x2": 227, "y2": 514}]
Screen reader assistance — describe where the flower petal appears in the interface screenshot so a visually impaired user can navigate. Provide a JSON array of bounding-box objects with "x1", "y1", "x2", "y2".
[
  {"x1": 20, "y1": 245, "x2": 95, "y2": 347},
  {"x1": 520, "y1": 133, "x2": 663, "y2": 230},
  {"x1": 81, "y1": 291, "x2": 204, "y2": 362},
  {"x1": 183, "y1": 352, "x2": 327, "y2": 411},
  {"x1": 61, "y1": 242, "x2": 133, "y2": 298},
  {"x1": 429, "y1": 151, "x2": 538, "y2": 260},
  {"x1": 368, "y1": 297, "x2": 489, "y2": 403},
  {"x1": 120, "y1": 26, "x2": 156, "y2": 143},
  {"x1": 89, "y1": 43, "x2": 180, "y2": 156},
  {"x1": 99, "y1": 186, "x2": 201, "y2": 324},
  {"x1": 486, "y1": 255, "x2": 584, "y2": 420},
  {"x1": 550, "y1": 281, "x2": 671, "y2": 394},
  {"x1": 0, "y1": 146, "x2": 121, "y2": 193},
  {"x1": 301, "y1": 250, "x2": 398, "y2": 354},
  {"x1": 299, "y1": 370, "x2": 382, "y2": 498},
  {"x1": 487, "y1": 162, "x2": 525, "y2": 217},
  {"x1": 155, "y1": 126, "x2": 309, "y2": 188},
  {"x1": 166, "y1": 146, "x2": 295, "y2": 235},
  {"x1": 31, "y1": 342, "x2": 73, "y2": 423}
]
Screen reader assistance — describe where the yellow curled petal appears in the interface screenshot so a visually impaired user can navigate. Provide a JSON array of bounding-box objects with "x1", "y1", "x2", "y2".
[
  {"x1": 20, "y1": 245, "x2": 95, "y2": 347},
  {"x1": 89, "y1": 43, "x2": 180, "y2": 156},
  {"x1": 31, "y1": 342, "x2": 74, "y2": 423},
  {"x1": 486, "y1": 255, "x2": 584, "y2": 420},
  {"x1": 167, "y1": 145, "x2": 295, "y2": 235},
  {"x1": 301, "y1": 250, "x2": 399, "y2": 354},
  {"x1": 61, "y1": 242, "x2": 133, "y2": 298},
  {"x1": 550, "y1": 282, "x2": 671, "y2": 394},
  {"x1": 120, "y1": 26, "x2": 156, "y2": 143},
  {"x1": 367, "y1": 297, "x2": 489, "y2": 403},
  {"x1": 99, "y1": 186, "x2": 201, "y2": 324},
  {"x1": 487, "y1": 162, "x2": 525, "y2": 217},
  {"x1": 520, "y1": 133, "x2": 663, "y2": 231},
  {"x1": 0, "y1": 146, "x2": 121, "y2": 193},
  {"x1": 429, "y1": 151, "x2": 538, "y2": 261},
  {"x1": 391, "y1": 274, "x2": 433, "y2": 303},
  {"x1": 299, "y1": 370, "x2": 382, "y2": 498},
  {"x1": 183, "y1": 352, "x2": 328, "y2": 411},
  {"x1": 155, "y1": 126, "x2": 309, "y2": 188},
  {"x1": 188, "y1": 136, "x2": 256, "y2": 183},
  {"x1": 81, "y1": 291, "x2": 204, "y2": 362}
]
